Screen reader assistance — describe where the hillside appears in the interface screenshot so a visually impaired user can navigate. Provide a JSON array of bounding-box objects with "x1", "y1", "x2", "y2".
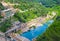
[
  {"x1": 4, "y1": 0, "x2": 49, "y2": 23},
  {"x1": 0, "y1": 0, "x2": 60, "y2": 41},
  {"x1": 36, "y1": 6, "x2": 60, "y2": 41},
  {"x1": 4, "y1": 0, "x2": 60, "y2": 7}
]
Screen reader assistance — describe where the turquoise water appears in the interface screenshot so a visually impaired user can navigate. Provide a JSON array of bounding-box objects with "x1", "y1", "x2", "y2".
[{"x1": 21, "y1": 20, "x2": 54, "y2": 41}]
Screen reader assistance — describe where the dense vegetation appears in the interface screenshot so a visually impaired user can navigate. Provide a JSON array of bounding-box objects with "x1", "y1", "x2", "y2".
[
  {"x1": 4, "y1": 0, "x2": 60, "y2": 8},
  {"x1": 36, "y1": 19, "x2": 60, "y2": 41},
  {"x1": 14, "y1": 4, "x2": 48, "y2": 23},
  {"x1": 4, "y1": 0, "x2": 49, "y2": 23},
  {"x1": 0, "y1": 3, "x2": 4, "y2": 19},
  {"x1": 36, "y1": 5, "x2": 60, "y2": 41},
  {"x1": 0, "y1": 3, "x2": 4, "y2": 10},
  {"x1": 0, "y1": 19, "x2": 12, "y2": 32},
  {"x1": 54, "y1": 0, "x2": 60, "y2": 4}
]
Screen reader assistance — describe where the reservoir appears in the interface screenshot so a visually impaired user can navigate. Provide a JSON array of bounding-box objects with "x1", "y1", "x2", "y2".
[{"x1": 21, "y1": 20, "x2": 54, "y2": 41}]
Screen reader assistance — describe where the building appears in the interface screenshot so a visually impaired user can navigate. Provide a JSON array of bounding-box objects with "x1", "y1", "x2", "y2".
[{"x1": 1, "y1": 8, "x2": 15, "y2": 18}]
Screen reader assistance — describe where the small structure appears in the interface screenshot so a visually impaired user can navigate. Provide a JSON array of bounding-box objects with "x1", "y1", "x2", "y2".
[
  {"x1": 1, "y1": 8, "x2": 15, "y2": 18},
  {"x1": 5, "y1": 21, "x2": 21, "y2": 34}
]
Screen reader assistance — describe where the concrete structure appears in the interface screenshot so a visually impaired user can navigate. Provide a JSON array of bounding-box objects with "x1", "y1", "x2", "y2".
[
  {"x1": 9, "y1": 33, "x2": 30, "y2": 41},
  {"x1": 1, "y1": 8, "x2": 16, "y2": 18}
]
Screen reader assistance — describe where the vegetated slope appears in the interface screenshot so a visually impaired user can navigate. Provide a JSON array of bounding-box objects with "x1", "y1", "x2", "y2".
[
  {"x1": 4, "y1": 0, "x2": 60, "y2": 10},
  {"x1": 0, "y1": 3, "x2": 4, "y2": 18},
  {"x1": 53, "y1": 0, "x2": 60, "y2": 4},
  {"x1": 0, "y1": 3, "x2": 4, "y2": 10},
  {"x1": 4, "y1": 0, "x2": 58, "y2": 23},
  {"x1": 14, "y1": 4, "x2": 48, "y2": 23},
  {"x1": 4, "y1": 0, "x2": 60, "y2": 7},
  {"x1": 36, "y1": 6, "x2": 60, "y2": 41},
  {"x1": 0, "y1": 0, "x2": 48, "y2": 32},
  {"x1": 4, "y1": 0, "x2": 42, "y2": 10},
  {"x1": 36, "y1": 20, "x2": 60, "y2": 41},
  {"x1": 0, "y1": 19, "x2": 12, "y2": 32},
  {"x1": 4, "y1": 0, "x2": 48, "y2": 23}
]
